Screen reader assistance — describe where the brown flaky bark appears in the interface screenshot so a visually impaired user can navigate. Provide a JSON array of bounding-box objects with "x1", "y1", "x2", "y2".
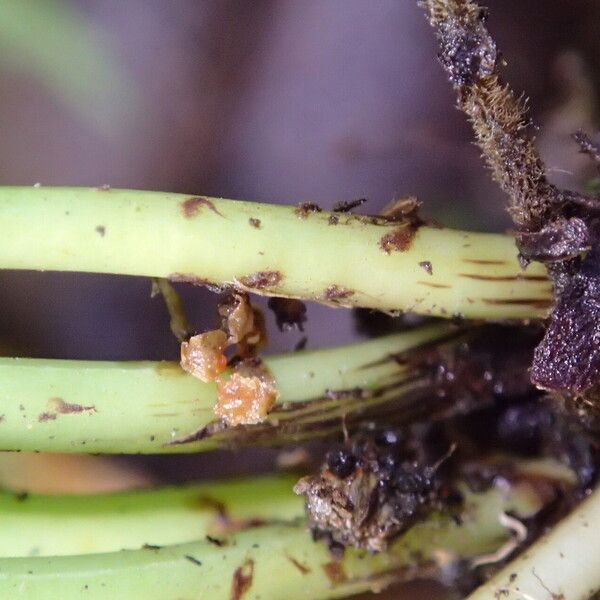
[{"x1": 422, "y1": 0, "x2": 600, "y2": 404}]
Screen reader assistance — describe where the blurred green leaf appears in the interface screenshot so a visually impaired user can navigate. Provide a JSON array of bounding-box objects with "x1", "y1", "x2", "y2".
[{"x1": 0, "y1": 0, "x2": 138, "y2": 137}]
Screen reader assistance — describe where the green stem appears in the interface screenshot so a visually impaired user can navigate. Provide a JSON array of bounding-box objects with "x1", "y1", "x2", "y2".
[
  {"x1": 0, "y1": 187, "x2": 550, "y2": 319},
  {"x1": 0, "y1": 475, "x2": 302, "y2": 558},
  {"x1": 467, "y1": 485, "x2": 600, "y2": 600},
  {"x1": 0, "y1": 325, "x2": 449, "y2": 453},
  {"x1": 0, "y1": 480, "x2": 545, "y2": 599}
]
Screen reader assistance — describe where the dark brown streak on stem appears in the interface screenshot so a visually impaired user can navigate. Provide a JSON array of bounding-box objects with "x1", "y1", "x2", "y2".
[
  {"x1": 482, "y1": 298, "x2": 552, "y2": 309},
  {"x1": 462, "y1": 258, "x2": 507, "y2": 265},
  {"x1": 418, "y1": 281, "x2": 451, "y2": 289},
  {"x1": 459, "y1": 273, "x2": 548, "y2": 282},
  {"x1": 285, "y1": 554, "x2": 311, "y2": 575}
]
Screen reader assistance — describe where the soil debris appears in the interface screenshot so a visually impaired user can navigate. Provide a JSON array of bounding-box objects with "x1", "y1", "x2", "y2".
[{"x1": 295, "y1": 432, "x2": 455, "y2": 552}]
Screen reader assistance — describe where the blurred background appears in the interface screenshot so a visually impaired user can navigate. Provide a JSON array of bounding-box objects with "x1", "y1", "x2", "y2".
[{"x1": 0, "y1": 1, "x2": 597, "y2": 595}]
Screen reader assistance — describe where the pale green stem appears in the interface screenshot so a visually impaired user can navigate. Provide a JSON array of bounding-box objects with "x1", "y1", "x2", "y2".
[
  {"x1": 0, "y1": 480, "x2": 545, "y2": 599},
  {"x1": 0, "y1": 187, "x2": 551, "y2": 319},
  {"x1": 467, "y1": 485, "x2": 600, "y2": 600},
  {"x1": 0, "y1": 325, "x2": 449, "y2": 453},
  {"x1": 0, "y1": 475, "x2": 302, "y2": 558}
]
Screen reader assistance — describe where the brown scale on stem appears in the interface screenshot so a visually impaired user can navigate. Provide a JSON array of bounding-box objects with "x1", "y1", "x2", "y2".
[{"x1": 423, "y1": 0, "x2": 600, "y2": 404}]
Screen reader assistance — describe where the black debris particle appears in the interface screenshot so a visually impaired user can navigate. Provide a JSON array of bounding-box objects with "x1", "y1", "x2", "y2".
[
  {"x1": 248, "y1": 218, "x2": 261, "y2": 229},
  {"x1": 294, "y1": 336, "x2": 308, "y2": 351},
  {"x1": 267, "y1": 297, "x2": 307, "y2": 331},
  {"x1": 419, "y1": 261, "x2": 433, "y2": 275},
  {"x1": 332, "y1": 198, "x2": 367, "y2": 213},
  {"x1": 95, "y1": 225, "x2": 106, "y2": 237},
  {"x1": 184, "y1": 555, "x2": 203, "y2": 567},
  {"x1": 206, "y1": 535, "x2": 226, "y2": 547}
]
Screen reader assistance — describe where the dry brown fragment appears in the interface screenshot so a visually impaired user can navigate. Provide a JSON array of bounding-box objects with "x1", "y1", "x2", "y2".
[
  {"x1": 323, "y1": 285, "x2": 354, "y2": 302},
  {"x1": 215, "y1": 364, "x2": 279, "y2": 426},
  {"x1": 218, "y1": 293, "x2": 267, "y2": 357},
  {"x1": 379, "y1": 225, "x2": 419, "y2": 254},
  {"x1": 219, "y1": 293, "x2": 256, "y2": 345},
  {"x1": 180, "y1": 330, "x2": 228, "y2": 383},
  {"x1": 180, "y1": 196, "x2": 224, "y2": 218},
  {"x1": 295, "y1": 202, "x2": 322, "y2": 219},
  {"x1": 381, "y1": 196, "x2": 421, "y2": 221},
  {"x1": 238, "y1": 271, "x2": 283, "y2": 290}
]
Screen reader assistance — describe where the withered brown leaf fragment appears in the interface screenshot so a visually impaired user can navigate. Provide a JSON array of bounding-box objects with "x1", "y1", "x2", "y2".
[{"x1": 219, "y1": 293, "x2": 253, "y2": 344}]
